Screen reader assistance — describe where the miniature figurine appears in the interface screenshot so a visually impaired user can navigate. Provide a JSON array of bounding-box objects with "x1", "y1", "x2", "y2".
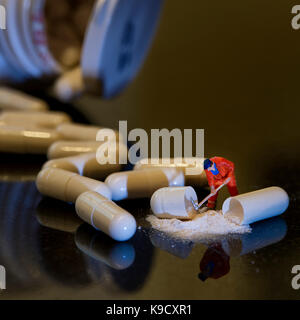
[{"x1": 203, "y1": 156, "x2": 238, "y2": 209}]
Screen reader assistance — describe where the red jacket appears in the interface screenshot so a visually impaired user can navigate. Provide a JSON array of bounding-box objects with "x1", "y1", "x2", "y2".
[{"x1": 205, "y1": 156, "x2": 235, "y2": 187}]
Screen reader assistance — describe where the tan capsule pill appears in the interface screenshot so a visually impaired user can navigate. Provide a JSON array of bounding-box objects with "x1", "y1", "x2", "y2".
[
  {"x1": 75, "y1": 191, "x2": 137, "y2": 241},
  {"x1": 134, "y1": 157, "x2": 207, "y2": 187},
  {"x1": 36, "y1": 168, "x2": 112, "y2": 203},
  {"x1": 47, "y1": 140, "x2": 101, "y2": 159},
  {"x1": 47, "y1": 140, "x2": 128, "y2": 160},
  {"x1": 0, "y1": 111, "x2": 71, "y2": 129},
  {"x1": 0, "y1": 125, "x2": 61, "y2": 154},
  {"x1": 105, "y1": 168, "x2": 185, "y2": 201},
  {"x1": 56, "y1": 122, "x2": 121, "y2": 141},
  {"x1": 43, "y1": 153, "x2": 123, "y2": 180},
  {"x1": 0, "y1": 87, "x2": 49, "y2": 112}
]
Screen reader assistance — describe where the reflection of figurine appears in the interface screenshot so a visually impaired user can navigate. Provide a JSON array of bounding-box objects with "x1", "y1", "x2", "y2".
[
  {"x1": 203, "y1": 157, "x2": 238, "y2": 209},
  {"x1": 198, "y1": 243, "x2": 230, "y2": 281}
]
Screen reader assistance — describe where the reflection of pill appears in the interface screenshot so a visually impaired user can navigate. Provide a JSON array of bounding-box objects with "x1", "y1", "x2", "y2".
[
  {"x1": 56, "y1": 123, "x2": 120, "y2": 141},
  {"x1": 43, "y1": 152, "x2": 123, "y2": 180},
  {"x1": 134, "y1": 157, "x2": 207, "y2": 187},
  {"x1": 150, "y1": 186, "x2": 198, "y2": 220},
  {"x1": 222, "y1": 187, "x2": 289, "y2": 225},
  {"x1": 0, "y1": 126, "x2": 61, "y2": 154},
  {"x1": 75, "y1": 191, "x2": 137, "y2": 241},
  {"x1": 0, "y1": 111, "x2": 71, "y2": 129},
  {"x1": 75, "y1": 224, "x2": 136, "y2": 269},
  {"x1": 221, "y1": 217, "x2": 287, "y2": 257},
  {"x1": 47, "y1": 140, "x2": 128, "y2": 160},
  {"x1": 105, "y1": 168, "x2": 185, "y2": 201},
  {"x1": 0, "y1": 87, "x2": 49, "y2": 112},
  {"x1": 36, "y1": 168, "x2": 112, "y2": 203},
  {"x1": 36, "y1": 199, "x2": 83, "y2": 233}
]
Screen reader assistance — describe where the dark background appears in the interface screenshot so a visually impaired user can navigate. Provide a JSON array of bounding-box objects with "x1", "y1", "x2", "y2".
[{"x1": 0, "y1": 0, "x2": 300, "y2": 299}]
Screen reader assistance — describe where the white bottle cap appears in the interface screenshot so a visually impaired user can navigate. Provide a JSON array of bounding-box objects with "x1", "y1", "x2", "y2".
[{"x1": 81, "y1": 0, "x2": 163, "y2": 97}]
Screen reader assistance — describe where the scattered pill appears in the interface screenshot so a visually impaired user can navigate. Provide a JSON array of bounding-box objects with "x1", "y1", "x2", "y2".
[
  {"x1": 105, "y1": 168, "x2": 185, "y2": 201},
  {"x1": 75, "y1": 224, "x2": 136, "y2": 269},
  {"x1": 0, "y1": 111, "x2": 71, "y2": 129},
  {"x1": 0, "y1": 87, "x2": 49, "y2": 112},
  {"x1": 56, "y1": 122, "x2": 121, "y2": 141},
  {"x1": 47, "y1": 140, "x2": 127, "y2": 160},
  {"x1": 0, "y1": 125, "x2": 61, "y2": 154},
  {"x1": 222, "y1": 186, "x2": 289, "y2": 225},
  {"x1": 150, "y1": 186, "x2": 198, "y2": 220},
  {"x1": 53, "y1": 67, "x2": 84, "y2": 102},
  {"x1": 36, "y1": 167, "x2": 112, "y2": 203},
  {"x1": 43, "y1": 152, "x2": 123, "y2": 180},
  {"x1": 134, "y1": 157, "x2": 207, "y2": 187},
  {"x1": 75, "y1": 191, "x2": 137, "y2": 241}
]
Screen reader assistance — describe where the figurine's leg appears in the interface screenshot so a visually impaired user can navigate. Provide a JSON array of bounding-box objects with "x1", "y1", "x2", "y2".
[
  {"x1": 207, "y1": 192, "x2": 218, "y2": 209},
  {"x1": 227, "y1": 172, "x2": 239, "y2": 196}
]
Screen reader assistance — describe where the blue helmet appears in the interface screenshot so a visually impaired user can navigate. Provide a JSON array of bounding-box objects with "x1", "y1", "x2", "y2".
[{"x1": 203, "y1": 158, "x2": 213, "y2": 170}]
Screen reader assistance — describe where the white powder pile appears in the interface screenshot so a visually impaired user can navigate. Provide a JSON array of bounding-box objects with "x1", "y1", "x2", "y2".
[{"x1": 146, "y1": 210, "x2": 251, "y2": 241}]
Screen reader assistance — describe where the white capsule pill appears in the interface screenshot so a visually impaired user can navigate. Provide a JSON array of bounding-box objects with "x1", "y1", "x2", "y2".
[
  {"x1": 47, "y1": 141, "x2": 127, "y2": 160},
  {"x1": 105, "y1": 168, "x2": 185, "y2": 201},
  {"x1": 43, "y1": 152, "x2": 123, "y2": 180},
  {"x1": 134, "y1": 157, "x2": 207, "y2": 187},
  {"x1": 0, "y1": 111, "x2": 71, "y2": 129},
  {"x1": 75, "y1": 191, "x2": 137, "y2": 241},
  {"x1": 0, "y1": 125, "x2": 61, "y2": 154},
  {"x1": 56, "y1": 123, "x2": 121, "y2": 141},
  {"x1": 0, "y1": 87, "x2": 49, "y2": 112},
  {"x1": 53, "y1": 67, "x2": 84, "y2": 102},
  {"x1": 36, "y1": 168, "x2": 112, "y2": 203},
  {"x1": 222, "y1": 186, "x2": 289, "y2": 225},
  {"x1": 150, "y1": 186, "x2": 198, "y2": 220},
  {"x1": 75, "y1": 225, "x2": 135, "y2": 269}
]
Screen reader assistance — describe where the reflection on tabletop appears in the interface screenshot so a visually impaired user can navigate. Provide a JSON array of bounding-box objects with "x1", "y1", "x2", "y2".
[{"x1": 149, "y1": 217, "x2": 287, "y2": 281}]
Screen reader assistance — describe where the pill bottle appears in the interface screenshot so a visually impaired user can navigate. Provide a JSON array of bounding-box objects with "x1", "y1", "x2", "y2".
[{"x1": 0, "y1": 0, "x2": 163, "y2": 98}]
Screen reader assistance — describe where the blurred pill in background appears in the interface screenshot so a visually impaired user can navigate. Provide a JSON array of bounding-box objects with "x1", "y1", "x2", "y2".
[
  {"x1": 47, "y1": 140, "x2": 128, "y2": 160},
  {"x1": 0, "y1": 111, "x2": 71, "y2": 129},
  {"x1": 0, "y1": 87, "x2": 49, "y2": 112},
  {"x1": 56, "y1": 122, "x2": 121, "y2": 142},
  {"x1": 0, "y1": 125, "x2": 61, "y2": 154}
]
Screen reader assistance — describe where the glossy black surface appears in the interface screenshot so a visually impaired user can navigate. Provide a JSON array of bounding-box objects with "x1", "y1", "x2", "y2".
[{"x1": 0, "y1": 0, "x2": 300, "y2": 299}]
